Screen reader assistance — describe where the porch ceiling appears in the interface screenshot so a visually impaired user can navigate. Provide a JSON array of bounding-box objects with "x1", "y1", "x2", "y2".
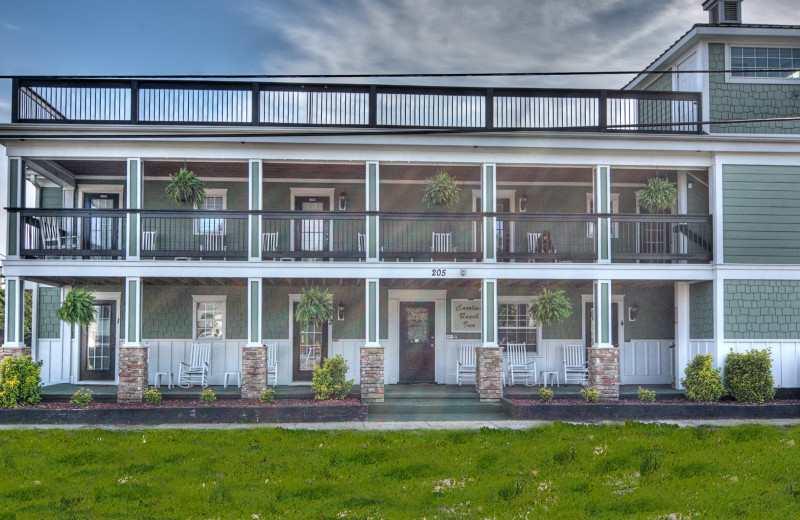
[
  {"x1": 262, "y1": 162, "x2": 364, "y2": 180},
  {"x1": 24, "y1": 276, "x2": 124, "y2": 287},
  {"x1": 54, "y1": 160, "x2": 126, "y2": 177}
]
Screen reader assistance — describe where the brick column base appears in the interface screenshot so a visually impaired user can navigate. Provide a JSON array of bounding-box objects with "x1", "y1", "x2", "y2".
[
  {"x1": 241, "y1": 345, "x2": 267, "y2": 399},
  {"x1": 587, "y1": 347, "x2": 619, "y2": 399},
  {"x1": 360, "y1": 347, "x2": 384, "y2": 403},
  {"x1": 476, "y1": 346, "x2": 504, "y2": 402},
  {"x1": 117, "y1": 345, "x2": 149, "y2": 403},
  {"x1": 0, "y1": 346, "x2": 33, "y2": 364}
]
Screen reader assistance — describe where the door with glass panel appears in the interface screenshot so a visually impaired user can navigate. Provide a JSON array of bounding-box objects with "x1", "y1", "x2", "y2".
[
  {"x1": 399, "y1": 302, "x2": 435, "y2": 383},
  {"x1": 79, "y1": 300, "x2": 116, "y2": 381},
  {"x1": 294, "y1": 197, "x2": 329, "y2": 258},
  {"x1": 292, "y1": 302, "x2": 329, "y2": 381},
  {"x1": 83, "y1": 193, "x2": 120, "y2": 258}
]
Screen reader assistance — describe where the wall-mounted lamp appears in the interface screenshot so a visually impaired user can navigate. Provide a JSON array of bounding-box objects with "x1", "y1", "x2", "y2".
[
  {"x1": 518, "y1": 192, "x2": 528, "y2": 212},
  {"x1": 337, "y1": 301, "x2": 345, "y2": 321},
  {"x1": 628, "y1": 303, "x2": 639, "y2": 322},
  {"x1": 339, "y1": 191, "x2": 347, "y2": 211}
]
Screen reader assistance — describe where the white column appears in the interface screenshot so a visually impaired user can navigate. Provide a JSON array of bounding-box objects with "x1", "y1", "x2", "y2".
[
  {"x1": 365, "y1": 278, "x2": 380, "y2": 347},
  {"x1": 674, "y1": 281, "x2": 690, "y2": 389},
  {"x1": 125, "y1": 277, "x2": 143, "y2": 346},
  {"x1": 677, "y1": 171, "x2": 689, "y2": 260},
  {"x1": 481, "y1": 164, "x2": 497, "y2": 262},
  {"x1": 365, "y1": 162, "x2": 379, "y2": 262},
  {"x1": 713, "y1": 275, "x2": 726, "y2": 371},
  {"x1": 481, "y1": 279, "x2": 498, "y2": 347},
  {"x1": 593, "y1": 280, "x2": 613, "y2": 348},
  {"x1": 247, "y1": 278, "x2": 263, "y2": 346},
  {"x1": 593, "y1": 165, "x2": 611, "y2": 263},
  {"x1": 126, "y1": 158, "x2": 143, "y2": 260},
  {"x1": 6, "y1": 157, "x2": 25, "y2": 260},
  {"x1": 248, "y1": 160, "x2": 263, "y2": 262},
  {"x1": 2, "y1": 276, "x2": 27, "y2": 348}
]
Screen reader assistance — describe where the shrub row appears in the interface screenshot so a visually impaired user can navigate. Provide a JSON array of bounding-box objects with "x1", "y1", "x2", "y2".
[{"x1": 682, "y1": 350, "x2": 775, "y2": 403}]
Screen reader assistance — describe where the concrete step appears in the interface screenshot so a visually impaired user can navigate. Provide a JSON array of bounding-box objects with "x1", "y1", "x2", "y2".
[
  {"x1": 368, "y1": 398, "x2": 504, "y2": 416},
  {"x1": 367, "y1": 412, "x2": 510, "y2": 422},
  {"x1": 384, "y1": 385, "x2": 481, "y2": 400}
]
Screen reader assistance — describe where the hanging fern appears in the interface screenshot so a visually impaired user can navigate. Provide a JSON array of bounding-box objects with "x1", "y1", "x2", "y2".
[
  {"x1": 422, "y1": 170, "x2": 461, "y2": 208},
  {"x1": 639, "y1": 176, "x2": 677, "y2": 214},
  {"x1": 165, "y1": 168, "x2": 207, "y2": 207},
  {"x1": 295, "y1": 288, "x2": 334, "y2": 328},
  {"x1": 529, "y1": 287, "x2": 573, "y2": 326},
  {"x1": 56, "y1": 288, "x2": 96, "y2": 329}
]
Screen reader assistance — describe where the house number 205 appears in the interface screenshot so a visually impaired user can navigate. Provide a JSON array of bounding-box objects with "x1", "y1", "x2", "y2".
[{"x1": 431, "y1": 269, "x2": 447, "y2": 277}]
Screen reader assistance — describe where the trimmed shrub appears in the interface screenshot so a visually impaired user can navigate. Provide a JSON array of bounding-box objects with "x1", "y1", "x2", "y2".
[
  {"x1": 0, "y1": 355, "x2": 43, "y2": 408},
  {"x1": 259, "y1": 388, "x2": 276, "y2": 404},
  {"x1": 580, "y1": 386, "x2": 599, "y2": 403},
  {"x1": 311, "y1": 354, "x2": 354, "y2": 400},
  {"x1": 143, "y1": 386, "x2": 162, "y2": 406},
  {"x1": 681, "y1": 354, "x2": 725, "y2": 402},
  {"x1": 70, "y1": 388, "x2": 93, "y2": 408},
  {"x1": 724, "y1": 349, "x2": 776, "y2": 403},
  {"x1": 539, "y1": 387, "x2": 554, "y2": 403},
  {"x1": 200, "y1": 388, "x2": 216, "y2": 404},
  {"x1": 638, "y1": 387, "x2": 656, "y2": 403}
]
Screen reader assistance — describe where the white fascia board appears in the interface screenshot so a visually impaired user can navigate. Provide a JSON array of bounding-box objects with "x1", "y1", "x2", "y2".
[
  {"x1": 2, "y1": 259, "x2": 713, "y2": 281},
  {"x1": 715, "y1": 265, "x2": 800, "y2": 280}
]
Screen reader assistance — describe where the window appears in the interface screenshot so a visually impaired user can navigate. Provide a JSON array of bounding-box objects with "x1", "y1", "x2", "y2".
[
  {"x1": 194, "y1": 189, "x2": 227, "y2": 234},
  {"x1": 731, "y1": 47, "x2": 800, "y2": 79},
  {"x1": 498, "y1": 303, "x2": 538, "y2": 354},
  {"x1": 193, "y1": 296, "x2": 226, "y2": 339}
]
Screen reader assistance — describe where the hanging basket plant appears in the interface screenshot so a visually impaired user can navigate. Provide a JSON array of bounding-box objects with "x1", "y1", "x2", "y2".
[
  {"x1": 56, "y1": 288, "x2": 96, "y2": 330},
  {"x1": 295, "y1": 288, "x2": 334, "y2": 329},
  {"x1": 529, "y1": 287, "x2": 573, "y2": 326},
  {"x1": 422, "y1": 170, "x2": 461, "y2": 209},
  {"x1": 639, "y1": 176, "x2": 677, "y2": 214},
  {"x1": 165, "y1": 167, "x2": 207, "y2": 207}
]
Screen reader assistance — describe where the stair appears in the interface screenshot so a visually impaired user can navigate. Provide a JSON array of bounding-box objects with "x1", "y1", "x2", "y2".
[{"x1": 367, "y1": 385, "x2": 509, "y2": 422}]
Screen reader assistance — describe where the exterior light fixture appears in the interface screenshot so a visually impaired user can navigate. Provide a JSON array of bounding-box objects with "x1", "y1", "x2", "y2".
[
  {"x1": 339, "y1": 191, "x2": 347, "y2": 210},
  {"x1": 518, "y1": 192, "x2": 528, "y2": 212},
  {"x1": 628, "y1": 303, "x2": 639, "y2": 322},
  {"x1": 338, "y1": 301, "x2": 345, "y2": 321}
]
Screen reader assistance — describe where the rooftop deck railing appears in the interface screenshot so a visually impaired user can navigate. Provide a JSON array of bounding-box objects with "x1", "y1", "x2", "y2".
[
  {"x1": 9, "y1": 208, "x2": 712, "y2": 263},
  {"x1": 12, "y1": 78, "x2": 702, "y2": 134}
]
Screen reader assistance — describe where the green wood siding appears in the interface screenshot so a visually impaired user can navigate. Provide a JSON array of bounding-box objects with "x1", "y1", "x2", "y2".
[
  {"x1": 37, "y1": 287, "x2": 61, "y2": 339},
  {"x1": 142, "y1": 285, "x2": 246, "y2": 339},
  {"x1": 687, "y1": 177, "x2": 709, "y2": 214},
  {"x1": 723, "y1": 165, "x2": 800, "y2": 263},
  {"x1": 690, "y1": 281, "x2": 714, "y2": 339},
  {"x1": 725, "y1": 280, "x2": 800, "y2": 339},
  {"x1": 40, "y1": 187, "x2": 63, "y2": 209}
]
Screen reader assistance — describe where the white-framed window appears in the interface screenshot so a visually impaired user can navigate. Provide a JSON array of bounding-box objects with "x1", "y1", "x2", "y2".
[
  {"x1": 498, "y1": 301, "x2": 540, "y2": 355},
  {"x1": 194, "y1": 189, "x2": 227, "y2": 235},
  {"x1": 586, "y1": 193, "x2": 620, "y2": 239},
  {"x1": 192, "y1": 295, "x2": 227, "y2": 339},
  {"x1": 730, "y1": 46, "x2": 800, "y2": 79}
]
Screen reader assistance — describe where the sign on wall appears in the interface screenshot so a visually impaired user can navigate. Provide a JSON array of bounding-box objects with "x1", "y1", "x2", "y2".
[{"x1": 451, "y1": 299, "x2": 481, "y2": 333}]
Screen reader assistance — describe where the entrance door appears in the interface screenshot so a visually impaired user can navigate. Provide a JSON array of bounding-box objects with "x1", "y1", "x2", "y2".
[
  {"x1": 584, "y1": 301, "x2": 620, "y2": 349},
  {"x1": 399, "y1": 302, "x2": 436, "y2": 383},
  {"x1": 83, "y1": 193, "x2": 120, "y2": 257},
  {"x1": 79, "y1": 300, "x2": 116, "y2": 381},
  {"x1": 292, "y1": 302, "x2": 329, "y2": 381},
  {"x1": 294, "y1": 196, "x2": 329, "y2": 258}
]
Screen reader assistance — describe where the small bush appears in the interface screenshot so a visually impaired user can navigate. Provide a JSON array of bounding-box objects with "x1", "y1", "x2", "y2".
[
  {"x1": 70, "y1": 388, "x2": 93, "y2": 408},
  {"x1": 259, "y1": 388, "x2": 276, "y2": 404},
  {"x1": 539, "y1": 387, "x2": 554, "y2": 403},
  {"x1": 724, "y1": 348, "x2": 776, "y2": 404},
  {"x1": 580, "y1": 386, "x2": 599, "y2": 403},
  {"x1": 311, "y1": 355, "x2": 354, "y2": 400},
  {"x1": 681, "y1": 354, "x2": 725, "y2": 402},
  {"x1": 638, "y1": 387, "x2": 656, "y2": 403},
  {"x1": 143, "y1": 387, "x2": 162, "y2": 406},
  {"x1": 640, "y1": 449, "x2": 662, "y2": 476},
  {"x1": 0, "y1": 355, "x2": 43, "y2": 408},
  {"x1": 200, "y1": 388, "x2": 216, "y2": 404}
]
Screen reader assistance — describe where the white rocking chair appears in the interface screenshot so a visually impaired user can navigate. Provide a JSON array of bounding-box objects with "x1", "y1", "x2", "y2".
[
  {"x1": 178, "y1": 342, "x2": 211, "y2": 388},
  {"x1": 262, "y1": 341, "x2": 278, "y2": 388},
  {"x1": 563, "y1": 344, "x2": 589, "y2": 385},
  {"x1": 456, "y1": 342, "x2": 479, "y2": 386},
  {"x1": 262, "y1": 231, "x2": 279, "y2": 255},
  {"x1": 506, "y1": 343, "x2": 537, "y2": 386}
]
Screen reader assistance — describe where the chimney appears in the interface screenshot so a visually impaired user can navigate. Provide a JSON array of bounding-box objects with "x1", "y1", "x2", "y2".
[{"x1": 703, "y1": 0, "x2": 743, "y2": 25}]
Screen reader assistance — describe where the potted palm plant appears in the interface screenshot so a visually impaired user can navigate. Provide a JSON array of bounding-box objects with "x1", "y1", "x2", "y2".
[
  {"x1": 295, "y1": 287, "x2": 334, "y2": 328},
  {"x1": 422, "y1": 170, "x2": 461, "y2": 209},
  {"x1": 529, "y1": 287, "x2": 573, "y2": 326},
  {"x1": 165, "y1": 168, "x2": 207, "y2": 207},
  {"x1": 56, "y1": 288, "x2": 96, "y2": 329},
  {"x1": 639, "y1": 176, "x2": 677, "y2": 214}
]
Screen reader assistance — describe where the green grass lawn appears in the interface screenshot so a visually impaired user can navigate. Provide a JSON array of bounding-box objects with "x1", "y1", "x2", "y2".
[{"x1": 0, "y1": 423, "x2": 798, "y2": 519}]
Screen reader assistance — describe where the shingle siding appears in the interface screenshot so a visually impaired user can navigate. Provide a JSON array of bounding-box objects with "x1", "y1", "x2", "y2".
[
  {"x1": 37, "y1": 287, "x2": 61, "y2": 339},
  {"x1": 725, "y1": 280, "x2": 800, "y2": 339}
]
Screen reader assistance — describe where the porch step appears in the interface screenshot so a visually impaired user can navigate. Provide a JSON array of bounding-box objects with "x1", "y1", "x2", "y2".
[
  {"x1": 384, "y1": 385, "x2": 482, "y2": 400},
  {"x1": 368, "y1": 398, "x2": 506, "y2": 420},
  {"x1": 368, "y1": 412, "x2": 511, "y2": 422}
]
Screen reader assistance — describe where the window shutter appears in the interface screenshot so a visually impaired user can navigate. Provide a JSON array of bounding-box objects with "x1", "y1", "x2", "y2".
[{"x1": 723, "y1": 2, "x2": 740, "y2": 23}]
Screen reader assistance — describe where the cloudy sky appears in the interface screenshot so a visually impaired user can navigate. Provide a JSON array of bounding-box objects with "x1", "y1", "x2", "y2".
[{"x1": 1, "y1": 0, "x2": 799, "y2": 123}]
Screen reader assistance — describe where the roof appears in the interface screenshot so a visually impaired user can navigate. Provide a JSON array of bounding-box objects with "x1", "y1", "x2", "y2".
[{"x1": 623, "y1": 23, "x2": 800, "y2": 90}]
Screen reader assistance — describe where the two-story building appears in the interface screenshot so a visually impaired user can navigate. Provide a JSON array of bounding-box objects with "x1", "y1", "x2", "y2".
[{"x1": 1, "y1": 0, "x2": 798, "y2": 403}]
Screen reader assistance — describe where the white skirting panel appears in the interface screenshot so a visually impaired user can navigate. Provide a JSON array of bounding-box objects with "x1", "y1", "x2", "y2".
[
  {"x1": 619, "y1": 340, "x2": 674, "y2": 385},
  {"x1": 329, "y1": 340, "x2": 362, "y2": 385},
  {"x1": 36, "y1": 338, "x2": 71, "y2": 385},
  {"x1": 722, "y1": 340, "x2": 800, "y2": 389},
  {"x1": 145, "y1": 339, "x2": 245, "y2": 386}
]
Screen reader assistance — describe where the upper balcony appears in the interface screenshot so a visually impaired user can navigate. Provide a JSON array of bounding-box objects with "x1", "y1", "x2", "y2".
[{"x1": 11, "y1": 78, "x2": 702, "y2": 134}]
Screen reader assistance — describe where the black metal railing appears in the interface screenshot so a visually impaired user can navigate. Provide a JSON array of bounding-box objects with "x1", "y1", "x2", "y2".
[
  {"x1": 380, "y1": 213, "x2": 483, "y2": 261},
  {"x1": 16, "y1": 209, "x2": 126, "y2": 259},
  {"x1": 12, "y1": 78, "x2": 703, "y2": 133},
  {"x1": 495, "y1": 214, "x2": 598, "y2": 262},
  {"x1": 140, "y1": 211, "x2": 248, "y2": 259},
  {"x1": 610, "y1": 214, "x2": 713, "y2": 262},
  {"x1": 260, "y1": 212, "x2": 366, "y2": 260}
]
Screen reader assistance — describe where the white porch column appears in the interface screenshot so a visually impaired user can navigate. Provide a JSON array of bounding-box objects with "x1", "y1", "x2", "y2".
[
  {"x1": 481, "y1": 164, "x2": 497, "y2": 262},
  {"x1": 126, "y1": 158, "x2": 143, "y2": 260},
  {"x1": 593, "y1": 165, "x2": 611, "y2": 263},
  {"x1": 6, "y1": 157, "x2": 25, "y2": 260},
  {"x1": 247, "y1": 278, "x2": 263, "y2": 346},
  {"x1": 365, "y1": 162, "x2": 379, "y2": 262},
  {"x1": 365, "y1": 278, "x2": 380, "y2": 347},
  {"x1": 2, "y1": 276, "x2": 27, "y2": 350},
  {"x1": 677, "y1": 171, "x2": 689, "y2": 260},
  {"x1": 361, "y1": 278, "x2": 384, "y2": 402},
  {"x1": 248, "y1": 160, "x2": 263, "y2": 262},
  {"x1": 124, "y1": 277, "x2": 143, "y2": 346},
  {"x1": 481, "y1": 279, "x2": 498, "y2": 347},
  {"x1": 589, "y1": 279, "x2": 619, "y2": 398},
  {"x1": 593, "y1": 280, "x2": 613, "y2": 349},
  {"x1": 242, "y1": 277, "x2": 266, "y2": 399},
  {"x1": 118, "y1": 276, "x2": 147, "y2": 402},
  {"x1": 674, "y1": 282, "x2": 690, "y2": 389}
]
